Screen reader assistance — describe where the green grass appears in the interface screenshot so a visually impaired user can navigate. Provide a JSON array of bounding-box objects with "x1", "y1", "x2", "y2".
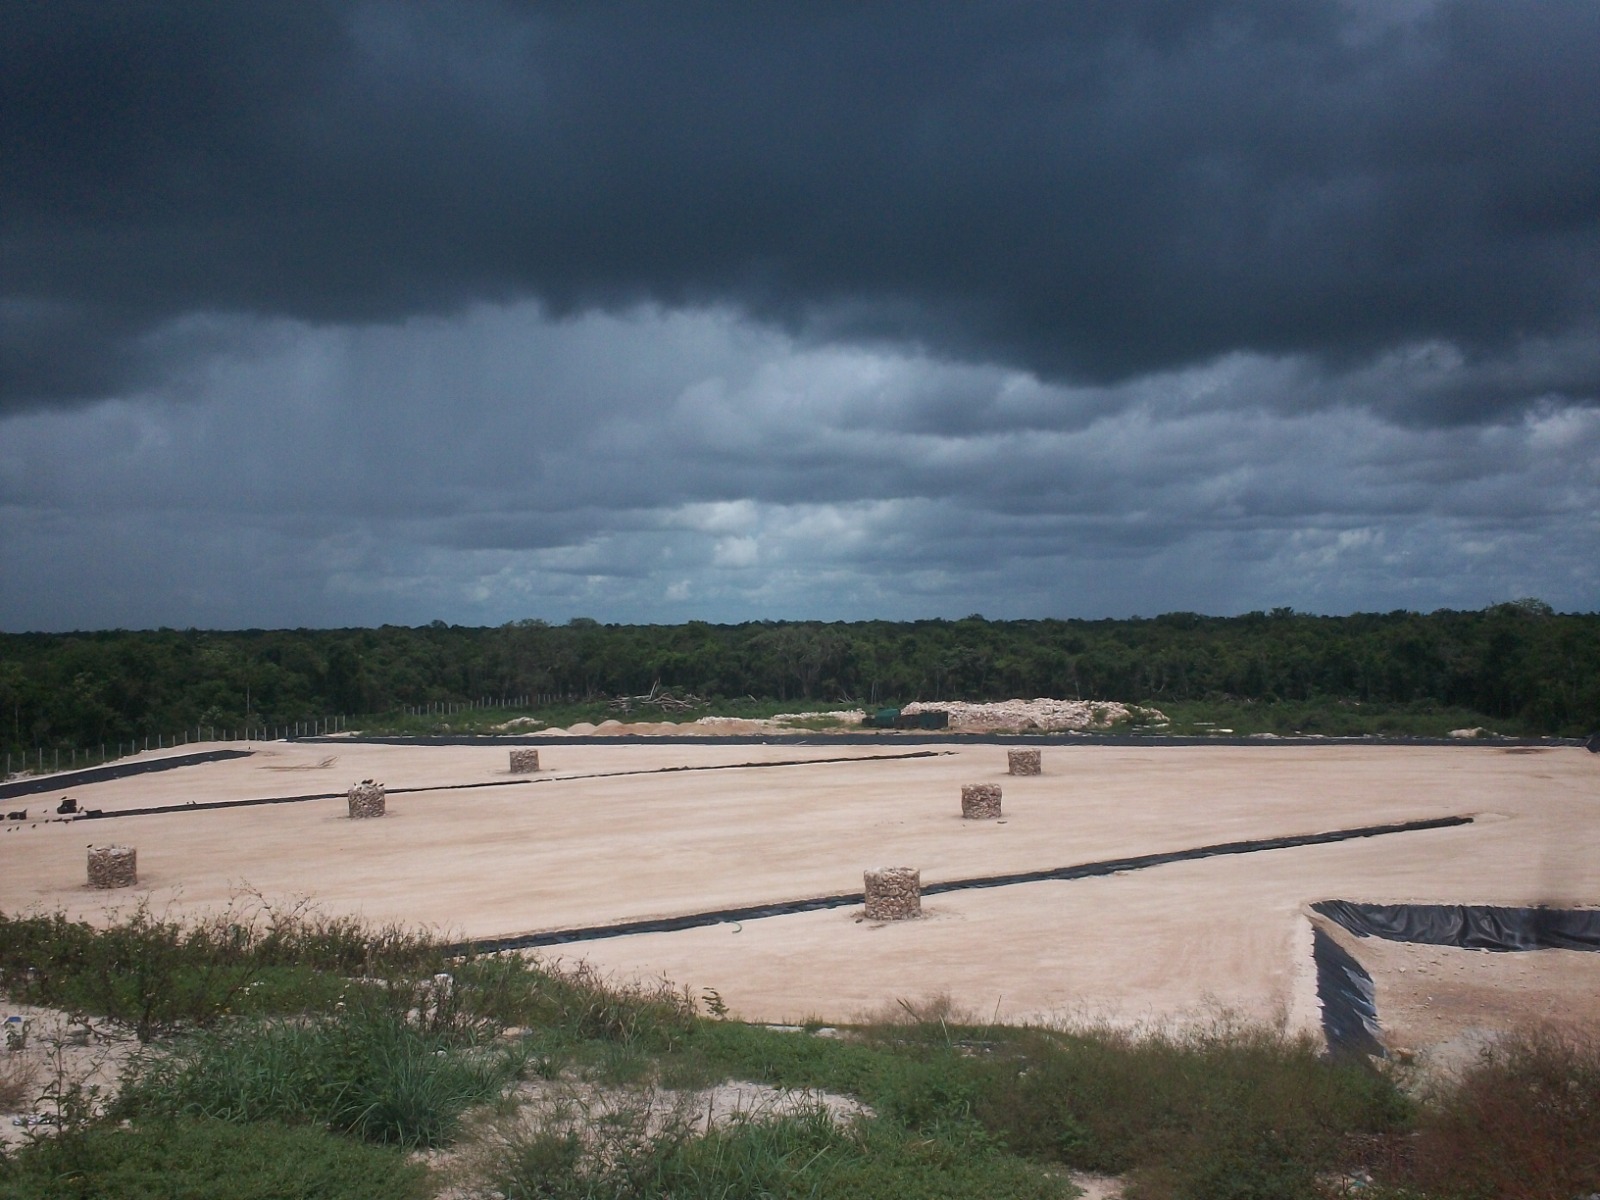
[
  {"x1": 0, "y1": 1118, "x2": 430, "y2": 1200},
  {"x1": 114, "y1": 992, "x2": 521, "y2": 1149},
  {"x1": 5, "y1": 905, "x2": 1598, "y2": 1199},
  {"x1": 1131, "y1": 697, "x2": 1525, "y2": 739},
  {"x1": 966, "y1": 1018, "x2": 1408, "y2": 1197},
  {"x1": 657, "y1": 1013, "x2": 1408, "y2": 1197},
  {"x1": 473, "y1": 1102, "x2": 1069, "y2": 1200},
  {"x1": 0, "y1": 899, "x2": 449, "y2": 1041}
]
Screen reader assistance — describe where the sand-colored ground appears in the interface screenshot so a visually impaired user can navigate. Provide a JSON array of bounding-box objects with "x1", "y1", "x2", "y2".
[{"x1": 2, "y1": 740, "x2": 1597, "y2": 1046}]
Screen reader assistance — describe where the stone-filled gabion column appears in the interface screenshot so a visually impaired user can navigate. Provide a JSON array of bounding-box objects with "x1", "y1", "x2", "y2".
[
  {"x1": 1007, "y1": 749, "x2": 1042, "y2": 776},
  {"x1": 87, "y1": 845, "x2": 137, "y2": 888},
  {"x1": 961, "y1": 783, "x2": 1002, "y2": 819},
  {"x1": 348, "y1": 781, "x2": 386, "y2": 819},
  {"x1": 509, "y1": 748, "x2": 541, "y2": 773},
  {"x1": 863, "y1": 866, "x2": 921, "y2": 920}
]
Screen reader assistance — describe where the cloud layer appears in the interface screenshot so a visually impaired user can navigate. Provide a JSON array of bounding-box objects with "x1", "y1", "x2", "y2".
[
  {"x1": 2, "y1": 3, "x2": 1596, "y2": 627},
  {"x1": 3, "y1": 307, "x2": 1594, "y2": 628},
  {"x1": 8, "y1": 1, "x2": 1599, "y2": 415}
]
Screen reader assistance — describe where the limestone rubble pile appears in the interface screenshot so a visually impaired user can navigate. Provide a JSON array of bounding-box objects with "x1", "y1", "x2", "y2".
[
  {"x1": 348, "y1": 781, "x2": 386, "y2": 819},
  {"x1": 527, "y1": 698, "x2": 1160, "y2": 737},
  {"x1": 901, "y1": 698, "x2": 1162, "y2": 732},
  {"x1": 1008, "y1": 749, "x2": 1042, "y2": 775},
  {"x1": 863, "y1": 866, "x2": 921, "y2": 920},
  {"x1": 770, "y1": 710, "x2": 868, "y2": 726},
  {"x1": 961, "y1": 783, "x2": 1003, "y2": 819},
  {"x1": 87, "y1": 845, "x2": 137, "y2": 888}
]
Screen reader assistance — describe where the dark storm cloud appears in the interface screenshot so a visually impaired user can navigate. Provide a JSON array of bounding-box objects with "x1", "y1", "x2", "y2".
[
  {"x1": 6, "y1": 0, "x2": 1598, "y2": 418},
  {"x1": 4, "y1": 308, "x2": 1594, "y2": 631}
]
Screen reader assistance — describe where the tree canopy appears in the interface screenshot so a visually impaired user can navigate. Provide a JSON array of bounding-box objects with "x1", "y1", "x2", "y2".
[{"x1": 3, "y1": 604, "x2": 1597, "y2": 755}]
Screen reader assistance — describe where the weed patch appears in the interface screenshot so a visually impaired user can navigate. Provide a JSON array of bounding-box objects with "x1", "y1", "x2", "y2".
[
  {"x1": 468, "y1": 1102, "x2": 1067, "y2": 1200},
  {"x1": 0, "y1": 899, "x2": 446, "y2": 1040},
  {"x1": 1383, "y1": 1027, "x2": 1600, "y2": 1200},
  {"x1": 966, "y1": 1016, "x2": 1409, "y2": 1194},
  {"x1": 0, "y1": 1118, "x2": 429, "y2": 1200},
  {"x1": 116, "y1": 999, "x2": 518, "y2": 1149}
]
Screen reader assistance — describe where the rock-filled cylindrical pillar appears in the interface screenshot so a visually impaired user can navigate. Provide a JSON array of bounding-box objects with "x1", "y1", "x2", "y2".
[
  {"x1": 1007, "y1": 749, "x2": 1042, "y2": 776},
  {"x1": 348, "y1": 781, "x2": 386, "y2": 819},
  {"x1": 863, "y1": 866, "x2": 921, "y2": 920},
  {"x1": 961, "y1": 783, "x2": 1002, "y2": 819},
  {"x1": 87, "y1": 845, "x2": 137, "y2": 888},
  {"x1": 509, "y1": 748, "x2": 541, "y2": 773}
]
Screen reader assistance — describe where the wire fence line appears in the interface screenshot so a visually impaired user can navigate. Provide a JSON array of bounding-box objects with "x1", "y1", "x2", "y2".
[
  {"x1": 3, "y1": 716, "x2": 352, "y2": 782},
  {"x1": 1, "y1": 695, "x2": 587, "y2": 782},
  {"x1": 398, "y1": 694, "x2": 585, "y2": 714}
]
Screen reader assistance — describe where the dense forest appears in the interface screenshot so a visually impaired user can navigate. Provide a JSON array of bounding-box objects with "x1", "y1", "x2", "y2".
[{"x1": 3, "y1": 601, "x2": 1597, "y2": 758}]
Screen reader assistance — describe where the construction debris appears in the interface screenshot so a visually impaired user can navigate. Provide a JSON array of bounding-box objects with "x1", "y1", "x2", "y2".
[
  {"x1": 608, "y1": 683, "x2": 706, "y2": 714},
  {"x1": 509, "y1": 749, "x2": 541, "y2": 773}
]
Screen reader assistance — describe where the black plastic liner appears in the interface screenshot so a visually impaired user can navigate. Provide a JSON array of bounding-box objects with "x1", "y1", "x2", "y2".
[
  {"x1": 1311, "y1": 901, "x2": 1600, "y2": 1057},
  {"x1": 69, "y1": 750, "x2": 945, "y2": 821},
  {"x1": 1312, "y1": 901, "x2": 1600, "y2": 952},
  {"x1": 1312, "y1": 928, "x2": 1385, "y2": 1057},
  {"x1": 522, "y1": 750, "x2": 945, "y2": 786},
  {"x1": 76, "y1": 777, "x2": 533, "y2": 820},
  {"x1": 1587, "y1": 730, "x2": 1600, "y2": 753},
  {"x1": 453, "y1": 814, "x2": 1471, "y2": 955},
  {"x1": 318, "y1": 733, "x2": 1579, "y2": 748},
  {"x1": 925, "y1": 816, "x2": 1469, "y2": 897},
  {"x1": 0, "y1": 749, "x2": 252, "y2": 800}
]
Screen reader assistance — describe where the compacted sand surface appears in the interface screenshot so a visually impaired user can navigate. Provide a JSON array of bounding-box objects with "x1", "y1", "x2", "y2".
[{"x1": 2, "y1": 740, "x2": 1596, "y2": 1046}]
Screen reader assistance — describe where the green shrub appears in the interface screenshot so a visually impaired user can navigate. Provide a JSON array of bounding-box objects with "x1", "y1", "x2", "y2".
[
  {"x1": 675, "y1": 1020, "x2": 887, "y2": 1098},
  {"x1": 969, "y1": 1018, "x2": 1409, "y2": 1187},
  {"x1": 0, "y1": 1118, "x2": 429, "y2": 1200},
  {"x1": 1388, "y1": 1028, "x2": 1600, "y2": 1200}
]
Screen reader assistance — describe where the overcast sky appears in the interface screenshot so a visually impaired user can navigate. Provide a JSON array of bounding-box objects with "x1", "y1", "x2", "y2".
[{"x1": 3, "y1": 1, "x2": 1597, "y2": 631}]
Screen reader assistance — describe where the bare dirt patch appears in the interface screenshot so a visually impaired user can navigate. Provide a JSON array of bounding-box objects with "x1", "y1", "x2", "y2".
[{"x1": 0, "y1": 1004, "x2": 136, "y2": 1150}]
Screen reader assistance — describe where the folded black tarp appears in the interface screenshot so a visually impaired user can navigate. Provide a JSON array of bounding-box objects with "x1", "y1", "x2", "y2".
[
  {"x1": 1312, "y1": 928, "x2": 1384, "y2": 1057},
  {"x1": 1312, "y1": 901, "x2": 1600, "y2": 952}
]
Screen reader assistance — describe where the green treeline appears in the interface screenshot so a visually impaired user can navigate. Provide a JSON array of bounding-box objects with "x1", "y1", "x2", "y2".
[{"x1": 2, "y1": 600, "x2": 1597, "y2": 753}]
